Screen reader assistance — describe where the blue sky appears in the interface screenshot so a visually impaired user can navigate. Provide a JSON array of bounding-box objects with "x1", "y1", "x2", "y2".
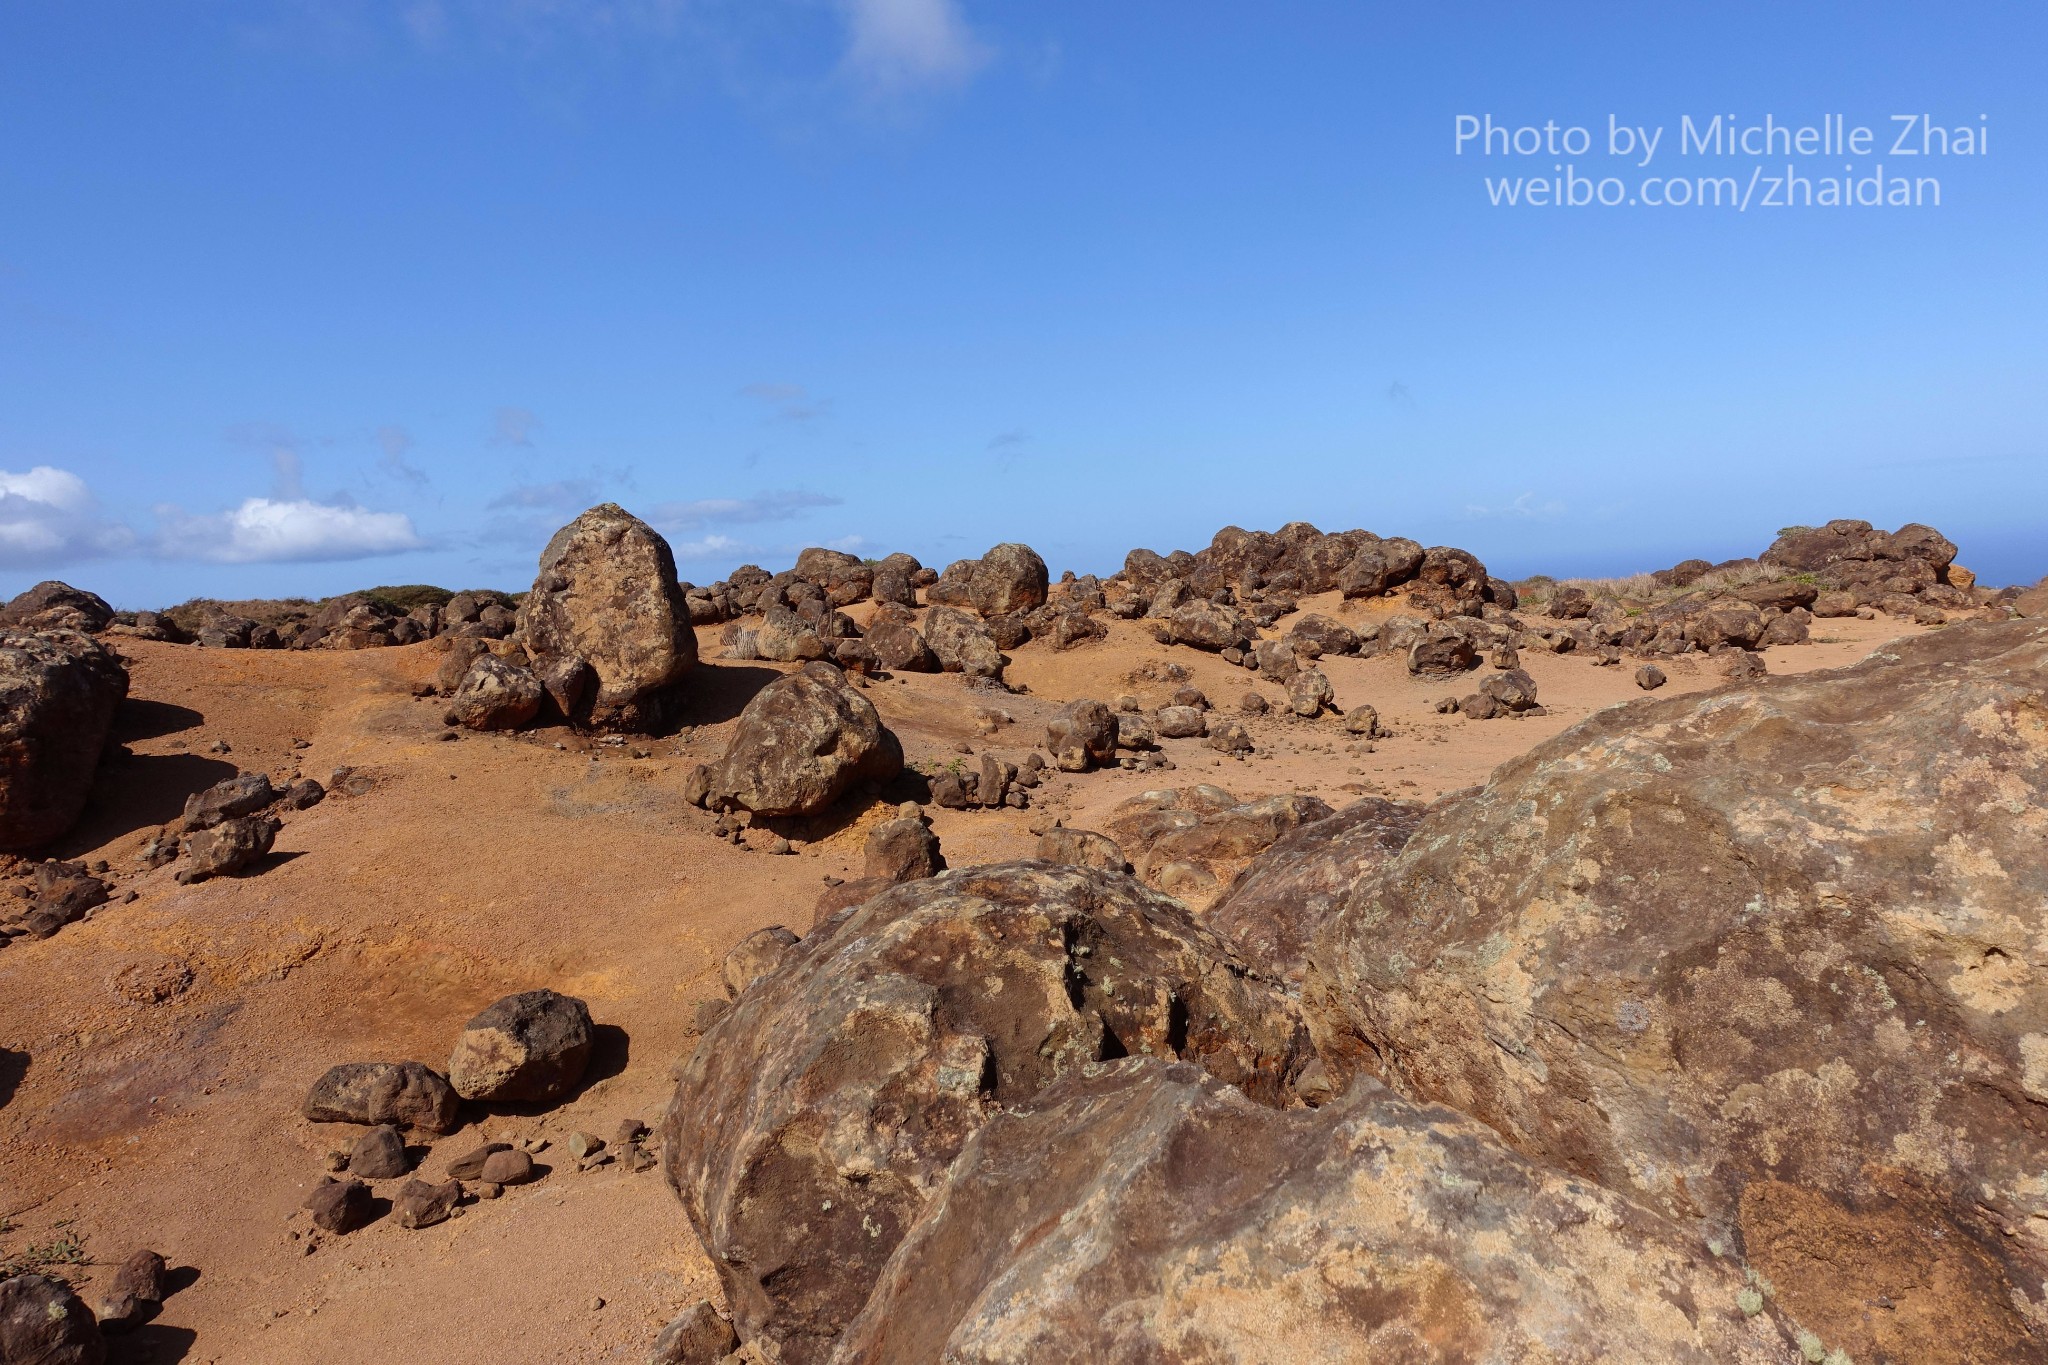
[{"x1": 2, "y1": 2, "x2": 2043, "y2": 608}]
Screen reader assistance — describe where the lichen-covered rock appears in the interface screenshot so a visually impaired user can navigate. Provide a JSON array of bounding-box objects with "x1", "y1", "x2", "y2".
[
  {"x1": 302, "y1": 1060, "x2": 461, "y2": 1133},
  {"x1": 832, "y1": 1058, "x2": 1800, "y2": 1365},
  {"x1": 792, "y1": 548, "x2": 874, "y2": 608},
  {"x1": 0, "y1": 1272, "x2": 105, "y2": 1365},
  {"x1": 1206, "y1": 796, "x2": 1424, "y2": 988},
  {"x1": 1102, "y1": 787, "x2": 1334, "y2": 909},
  {"x1": 0, "y1": 581, "x2": 114, "y2": 633},
  {"x1": 1035, "y1": 827, "x2": 1127, "y2": 873},
  {"x1": 1165, "y1": 599, "x2": 1255, "y2": 653},
  {"x1": 707, "y1": 665, "x2": 903, "y2": 817},
  {"x1": 965, "y1": 543, "x2": 1048, "y2": 618},
  {"x1": 1302, "y1": 620, "x2": 2048, "y2": 1365},
  {"x1": 0, "y1": 629, "x2": 127, "y2": 850},
  {"x1": 722, "y1": 926, "x2": 800, "y2": 999},
  {"x1": 661, "y1": 863, "x2": 1313, "y2": 1365},
  {"x1": 448, "y1": 655, "x2": 543, "y2": 731},
  {"x1": 447, "y1": 988, "x2": 593, "y2": 1104},
  {"x1": 517, "y1": 503, "x2": 698, "y2": 730},
  {"x1": 920, "y1": 607, "x2": 1003, "y2": 679},
  {"x1": 1761, "y1": 517, "x2": 1958, "y2": 595},
  {"x1": 1044, "y1": 699, "x2": 1116, "y2": 772}
]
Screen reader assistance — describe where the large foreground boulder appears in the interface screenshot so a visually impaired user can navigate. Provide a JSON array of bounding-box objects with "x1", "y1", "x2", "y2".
[
  {"x1": 0, "y1": 629, "x2": 128, "y2": 850},
  {"x1": 662, "y1": 863, "x2": 1313, "y2": 1365},
  {"x1": 1206, "y1": 795, "x2": 1425, "y2": 987},
  {"x1": 1302, "y1": 620, "x2": 2048, "y2": 1365},
  {"x1": 517, "y1": 504, "x2": 698, "y2": 729},
  {"x1": 707, "y1": 664, "x2": 902, "y2": 817},
  {"x1": 833, "y1": 1058, "x2": 1800, "y2": 1365}
]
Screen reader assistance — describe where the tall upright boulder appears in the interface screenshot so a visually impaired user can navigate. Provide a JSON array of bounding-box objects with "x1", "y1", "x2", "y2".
[
  {"x1": 1301, "y1": 620, "x2": 2048, "y2": 1365},
  {"x1": 517, "y1": 504, "x2": 697, "y2": 730},
  {"x1": 966, "y1": 543, "x2": 1048, "y2": 618},
  {"x1": 1, "y1": 630, "x2": 128, "y2": 850}
]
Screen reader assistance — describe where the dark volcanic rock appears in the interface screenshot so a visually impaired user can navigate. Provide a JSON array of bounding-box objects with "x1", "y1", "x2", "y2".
[
  {"x1": 1206, "y1": 796, "x2": 1425, "y2": 988},
  {"x1": 649, "y1": 1300, "x2": 740, "y2": 1365},
  {"x1": 1301, "y1": 620, "x2": 2048, "y2": 1365},
  {"x1": 302, "y1": 1060, "x2": 461, "y2": 1133},
  {"x1": 392, "y1": 1177, "x2": 463, "y2": 1229},
  {"x1": 661, "y1": 863, "x2": 1313, "y2": 1365},
  {"x1": 862, "y1": 814, "x2": 942, "y2": 883},
  {"x1": 305, "y1": 1177, "x2": 376, "y2": 1233},
  {"x1": 0, "y1": 629, "x2": 128, "y2": 850},
  {"x1": 722, "y1": 925, "x2": 801, "y2": 999},
  {"x1": 832, "y1": 1058, "x2": 1798, "y2": 1365},
  {"x1": 446, "y1": 988, "x2": 594, "y2": 1103},
  {"x1": 347, "y1": 1123, "x2": 412, "y2": 1178},
  {"x1": 517, "y1": 503, "x2": 699, "y2": 730},
  {"x1": 92, "y1": 1248, "x2": 169, "y2": 1332},
  {"x1": 1034, "y1": 826, "x2": 1127, "y2": 873},
  {"x1": 707, "y1": 665, "x2": 903, "y2": 817},
  {"x1": 176, "y1": 813, "x2": 279, "y2": 882},
  {"x1": 921, "y1": 607, "x2": 1004, "y2": 679},
  {"x1": 0, "y1": 1273, "x2": 105, "y2": 1364},
  {"x1": 181, "y1": 771, "x2": 277, "y2": 830},
  {"x1": 965, "y1": 543, "x2": 1048, "y2": 618}
]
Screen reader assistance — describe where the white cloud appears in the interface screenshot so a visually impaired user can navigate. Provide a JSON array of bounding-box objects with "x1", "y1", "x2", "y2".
[
  {"x1": 0, "y1": 466, "x2": 137, "y2": 568},
  {"x1": 838, "y1": 0, "x2": 989, "y2": 92},
  {"x1": 154, "y1": 497, "x2": 427, "y2": 564},
  {"x1": 667, "y1": 533, "x2": 748, "y2": 561}
]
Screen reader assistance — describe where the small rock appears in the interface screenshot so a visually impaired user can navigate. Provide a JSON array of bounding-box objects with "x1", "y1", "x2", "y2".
[
  {"x1": 445, "y1": 1142, "x2": 512, "y2": 1180},
  {"x1": 566, "y1": 1131, "x2": 605, "y2": 1160},
  {"x1": 94, "y1": 1247, "x2": 170, "y2": 1331},
  {"x1": 1636, "y1": 664, "x2": 1667, "y2": 691},
  {"x1": 304, "y1": 1177, "x2": 375, "y2": 1233},
  {"x1": 347, "y1": 1124, "x2": 411, "y2": 1179},
  {"x1": 479, "y1": 1149, "x2": 537, "y2": 1185},
  {"x1": 393, "y1": 1177, "x2": 463, "y2": 1229},
  {"x1": 648, "y1": 1299, "x2": 741, "y2": 1365}
]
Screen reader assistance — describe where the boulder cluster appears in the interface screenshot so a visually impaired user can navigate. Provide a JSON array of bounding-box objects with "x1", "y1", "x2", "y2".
[
  {"x1": 296, "y1": 988, "x2": 650, "y2": 1238},
  {"x1": 656, "y1": 617, "x2": 2048, "y2": 1365}
]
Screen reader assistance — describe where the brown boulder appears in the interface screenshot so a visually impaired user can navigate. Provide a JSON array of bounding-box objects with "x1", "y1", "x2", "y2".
[
  {"x1": 1034, "y1": 827, "x2": 1127, "y2": 873},
  {"x1": 1206, "y1": 796, "x2": 1424, "y2": 988},
  {"x1": 176, "y1": 813, "x2": 279, "y2": 882},
  {"x1": 722, "y1": 926, "x2": 800, "y2": 999},
  {"x1": 446, "y1": 988, "x2": 594, "y2": 1103},
  {"x1": 0, "y1": 629, "x2": 128, "y2": 850},
  {"x1": 1044, "y1": 699, "x2": 1116, "y2": 773},
  {"x1": 302, "y1": 1060, "x2": 461, "y2": 1133},
  {"x1": 707, "y1": 665, "x2": 902, "y2": 817},
  {"x1": 517, "y1": 503, "x2": 698, "y2": 730},
  {"x1": 1165, "y1": 599, "x2": 1255, "y2": 652},
  {"x1": 0, "y1": 581, "x2": 113, "y2": 633},
  {"x1": 660, "y1": 863, "x2": 1313, "y2": 1365},
  {"x1": 181, "y1": 771, "x2": 276, "y2": 830},
  {"x1": 833, "y1": 1058, "x2": 1800, "y2": 1365},
  {"x1": 862, "y1": 815, "x2": 942, "y2": 883},
  {"x1": 1302, "y1": 620, "x2": 2048, "y2": 1365},
  {"x1": 792, "y1": 548, "x2": 874, "y2": 607},
  {"x1": 965, "y1": 543, "x2": 1048, "y2": 618},
  {"x1": 1405, "y1": 630, "x2": 1478, "y2": 677},
  {"x1": 392, "y1": 1177, "x2": 463, "y2": 1229},
  {"x1": 0, "y1": 1273, "x2": 105, "y2": 1365},
  {"x1": 447, "y1": 655, "x2": 543, "y2": 731},
  {"x1": 92, "y1": 1248, "x2": 169, "y2": 1331},
  {"x1": 920, "y1": 607, "x2": 1003, "y2": 679}
]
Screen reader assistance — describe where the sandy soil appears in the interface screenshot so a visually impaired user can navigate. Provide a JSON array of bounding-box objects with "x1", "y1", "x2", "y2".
[{"x1": 0, "y1": 604, "x2": 1927, "y2": 1363}]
